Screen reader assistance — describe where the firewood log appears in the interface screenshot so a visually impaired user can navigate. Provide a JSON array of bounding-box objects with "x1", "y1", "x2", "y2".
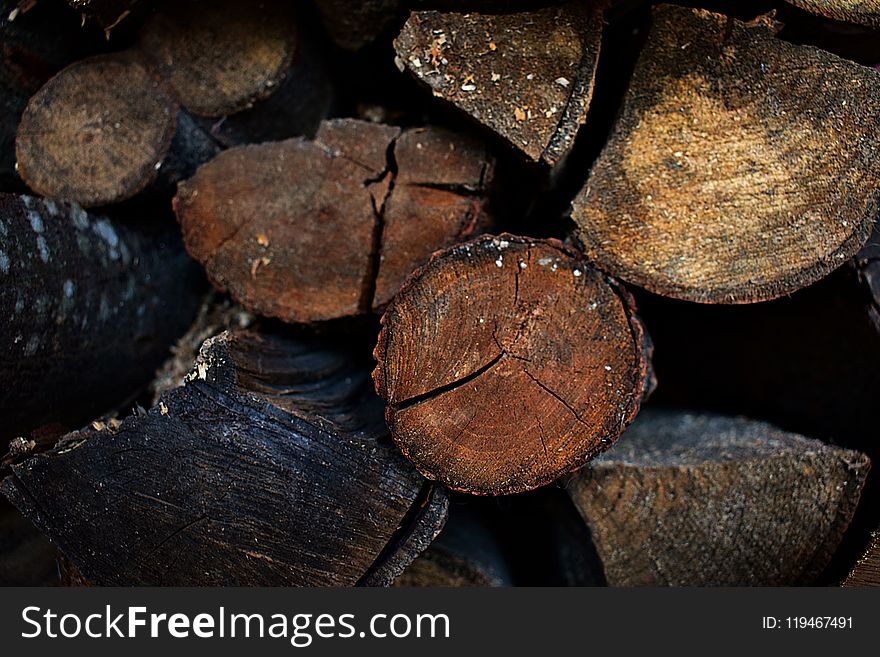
[
  {"x1": 395, "y1": 1, "x2": 603, "y2": 165},
  {"x1": 571, "y1": 6, "x2": 880, "y2": 303},
  {"x1": 785, "y1": 0, "x2": 880, "y2": 27},
  {"x1": 0, "y1": 193, "x2": 204, "y2": 444},
  {"x1": 175, "y1": 118, "x2": 494, "y2": 323},
  {"x1": 1, "y1": 330, "x2": 448, "y2": 585},
  {"x1": 373, "y1": 233, "x2": 654, "y2": 495},
  {"x1": 566, "y1": 410, "x2": 871, "y2": 586}
]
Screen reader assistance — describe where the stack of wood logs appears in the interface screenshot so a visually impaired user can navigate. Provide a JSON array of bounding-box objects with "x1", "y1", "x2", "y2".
[{"x1": 1, "y1": 0, "x2": 879, "y2": 587}]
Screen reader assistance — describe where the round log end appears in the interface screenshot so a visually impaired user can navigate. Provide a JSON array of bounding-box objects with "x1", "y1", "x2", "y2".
[
  {"x1": 373, "y1": 234, "x2": 652, "y2": 496},
  {"x1": 15, "y1": 52, "x2": 177, "y2": 207}
]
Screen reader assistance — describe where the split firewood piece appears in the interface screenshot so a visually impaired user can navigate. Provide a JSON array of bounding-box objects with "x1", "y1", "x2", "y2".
[
  {"x1": 1, "y1": 330, "x2": 448, "y2": 586},
  {"x1": 843, "y1": 529, "x2": 880, "y2": 586},
  {"x1": 175, "y1": 118, "x2": 494, "y2": 323},
  {"x1": 14, "y1": 51, "x2": 219, "y2": 207},
  {"x1": 395, "y1": 505, "x2": 512, "y2": 586},
  {"x1": 139, "y1": 0, "x2": 332, "y2": 146},
  {"x1": 1, "y1": 0, "x2": 97, "y2": 191},
  {"x1": 394, "y1": 1, "x2": 603, "y2": 165},
  {"x1": 0, "y1": 193, "x2": 204, "y2": 443},
  {"x1": 374, "y1": 234, "x2": 653, "y2": 496},
  {"x1": 572, "y1": 6, "x2": 880, "y2": 304},
  {"x1": 785, "y1": 1, "x2": 880, "y2": 28},
  {"x1": 567, "y1": 410, "x2": 872, "y2": 586}
]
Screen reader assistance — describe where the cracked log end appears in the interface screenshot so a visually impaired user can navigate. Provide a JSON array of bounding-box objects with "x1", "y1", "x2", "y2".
[
  {"x1": 15, "y1": 51, "x2": 177, "y2": 207},
  {"x1": 567, "y1": 410, "x2": 872, "y2": 586},
  {"x1": 785, "y1": 1, "x2": 880, "y2": 27},
  {"x1": 139, "y1": 0, "x2": 298, "y2": 118},
  {"x1": 174, "y1": 118, "x2": 494, "y2": 323},
  {"x1": 1, "y1": 330, "x2": 448, "y2": 586},
  {"x1": 572, "y1": 5, "x2": 880, "y2": 304},
  {"x1": 394, "y1": 1, "x2": 603, "y2": 165},
  {"x1": 373, "y1": 234, "x2": 653, "y2": 496}
]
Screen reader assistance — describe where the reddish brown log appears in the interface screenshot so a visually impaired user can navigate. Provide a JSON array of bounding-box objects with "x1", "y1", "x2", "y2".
[
  {"x1": 374, "y1": 234, "x2": 653, "y2": 495},
  {"x1": 175, "y1": 119, "x2": 494, "y2": 323},
  {"x1": 394, "y1": 1, "x2": 603, "y2": 165}
]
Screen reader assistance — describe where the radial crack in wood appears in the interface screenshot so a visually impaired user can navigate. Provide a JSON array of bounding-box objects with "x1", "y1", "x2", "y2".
[
  {"x1": 394, "y1": 1, "x2": 603, "y2": 165},
  {"x1": 1, "y1": 330, "x2": 448, "y2": 586},
  {"x1": 572, "y1": 6, "x2": 880, "y2": 304},
  {"x1": 374, "y1": 234, "x2": 653, "y2": 496},
  {"x1": 567, "y1": 410, "x2": 872, "y2": 586},
  {"x1": 174, "y1": 118, "x2": 495, "y2": 323}
]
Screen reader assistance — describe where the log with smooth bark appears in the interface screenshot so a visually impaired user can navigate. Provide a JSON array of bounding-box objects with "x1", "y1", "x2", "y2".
[
  {"x1": 139, "y1": 0, "x2": 332, "y2": 146},
  {"x1": 1, "y1": 330, "x2": 448, "y2": 586},
  {"x1": 785, "y1": 1, "x2": 880, "y2": 27},
  {"x1": 567, "y1": 411, "x2": 871, "y2": 586},
  {"x1": 374, "y1": 234, "x2": 653, "y2": 496},
  {"x1": 0, "y1": 193, "x2": 204, "y2": 443},
  {"x1": 572, "y1": 6, "x2": 880, "y2": 304},
  {"x1": 175, "y1": 119, "x2": 494, "y2": 323},
  {"x1": 395, "y1": 2, "x2": 603, "y2": 165},
  {"x1": 843, "y1": 529, "x2": 880, "y2": 586}
]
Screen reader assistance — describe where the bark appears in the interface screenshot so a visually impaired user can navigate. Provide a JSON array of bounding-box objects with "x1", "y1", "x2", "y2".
[
  {"x1": 175, "y1": 118, "x2": 494, "y2": 323},
  {"x1": 785, "y1": 0, "x2": 880, "y2": 27},
  {"x1": 2, "y1": 329, "x2": 448, "y2": 586},
  {"x1": 374, "y1": 233, "x2": 654, "y2": 495},
  {"x1": 395, "y1": 1, "x2": 603, "y2": 165},
  {"x1": 572, "y1": 6, "x2": 880, "y2": 303},
  {"x1": 567, "y1": 410, "x2": 871, "y2": 586},
  {"x1": 0, "y1": 193, "x2": 204, "y2": 444}
]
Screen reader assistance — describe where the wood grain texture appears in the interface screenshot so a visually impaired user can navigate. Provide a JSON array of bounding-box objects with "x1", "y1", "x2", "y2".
[
  {"x1": 0, "y1": 193, "x2": 204, "y2": 443},
  {"x1": 567, "y1": 410, "x2": 871, "y2": 586},
  {"x1": 15, "y1": 51, "x2": 178, "y2": 206},
  {"x1": 572, "y1": 6, "x2": 880, "y2": 303},
  {"x1": 175, "y1": 119, "x2": 494, "y2": 323},
  {"x1": 1, "y1": 330, "x2": 448, "y2": 586},
  {"x1": 785, "y1": 0, "x2": 880, "y2": 27},
  {"x1": 374, "y1": 234, "x2": 653, "y2": 495},
  {"x1": 394, "y1": 1, "x2": 603, "y2": 165},
  {"x1": 843, "y1": 530, "x2": 880, "y2": 586}
]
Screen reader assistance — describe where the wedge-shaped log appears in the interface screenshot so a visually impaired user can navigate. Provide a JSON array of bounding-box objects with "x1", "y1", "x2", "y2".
[
  {"x1": 1, "y1": 330, "x2": 448, "y2": 586},
  {"x1": 572, "y1": 6, "x2": 880, "y2": 303},
  {"x1": 374, "y1": 234, "x2": 653, "y2": 496},
  {"x1": 567, "y1": 410, "x2": 871, "y2": 586},
  {"x1": 175, "y1": 119, "x2": 493, "y2": 323},
  {"x1": 0, "y1": 193, "x2": 203, "y2": 443},
  {"x1": 785, "y1": 1, "x2": 880, "y2": 27},
  {"x1": 394, "y1": 1, "x2": 603, "y2": 165}
]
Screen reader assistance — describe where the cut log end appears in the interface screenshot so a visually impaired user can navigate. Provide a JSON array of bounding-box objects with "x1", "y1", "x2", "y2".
[
  {"x1": 572, "y1": 6, "x2": 880, "y2": 304},
  {"x1": 139, "y1": 0, "x2": 298, "y2": 118},
  {"x1": 374, "y1": 234, "x2": 652, "y2": 496},
  {"x1": 567, "y1": 411, "x2": 872, "y2": 586},
  {"x1": 843, "y1": 530, "x2": 880, "y2": 586},
  {"x1": 15, "y1": 52, "x2": 177, "y2": 207}
]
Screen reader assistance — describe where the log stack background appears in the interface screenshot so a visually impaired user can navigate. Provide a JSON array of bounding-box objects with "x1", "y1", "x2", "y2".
[{"x1": 1, "y1": 0, "x2": 879, "y2": 586}]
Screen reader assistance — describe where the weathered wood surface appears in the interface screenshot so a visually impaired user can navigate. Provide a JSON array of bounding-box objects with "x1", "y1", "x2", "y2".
[
  {"x1": 1, "y1": 0, "x2": 97, "y2": 191},
  {"x1": 175, "y1": 119, "x2": 494, "y2": 323},
  {"x1": 0, "y1": 193, "x2": 204, "y2": 444},
  {"x1": 843, "y1": 529, "x2": 880, "y2": 586},
  {"x1": 572, "y1": 6, "x2": 880, "y2": 303},
  {"x1": 374, "y1": 234, "x2": 653, "y2": 495},
  {"x1": 785, "y1": 0, "x2": 880, "y2": 27},
  {"x1": 2, "y1": 330, "x2": 448, "y2": 586},
  {"x1": 567, "y1": 410, "x2": 871, "y2": 586},
  {"x1": 139, "y1": 0, "x2": 332, "y2": 146},
  {"x1": 395, "y1": 1, "x2": 603, "y2": 165},
  {"x1": 15, "y1": 51, "x2": 179, "y2": 207}
]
